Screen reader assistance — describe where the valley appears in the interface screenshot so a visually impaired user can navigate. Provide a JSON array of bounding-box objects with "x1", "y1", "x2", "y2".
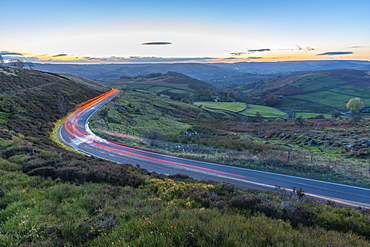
[{"x1": 0, "y1": 64, "x2": 370, "y2": 246}]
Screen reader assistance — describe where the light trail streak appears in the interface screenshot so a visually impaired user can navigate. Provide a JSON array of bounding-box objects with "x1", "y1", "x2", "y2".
[{"x1": 61, "y1": 88, "x2": 370, "y2": 209}]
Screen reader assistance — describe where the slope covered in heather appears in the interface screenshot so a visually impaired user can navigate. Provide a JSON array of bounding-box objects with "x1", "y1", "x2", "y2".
[{"x1": 0, "y1": 65, "x2": 369, "y2": 246}]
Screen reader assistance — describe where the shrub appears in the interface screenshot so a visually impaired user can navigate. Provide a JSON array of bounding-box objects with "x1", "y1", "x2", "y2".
[{"x1": 229, "y1": 195, "x2": 261, "y2": 210}]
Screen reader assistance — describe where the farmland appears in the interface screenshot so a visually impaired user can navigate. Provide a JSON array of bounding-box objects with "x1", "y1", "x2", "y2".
[{"x1": 194, "y1": 101, "x2": 286, "y2": 118}]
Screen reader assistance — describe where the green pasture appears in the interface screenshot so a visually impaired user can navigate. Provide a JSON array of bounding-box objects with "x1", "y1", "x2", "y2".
[
  {"x1": 279, "y1": 98, "x2": 325, "y2": 113},
  {"x1": 167, "y1": 88, "x2": 189, "y2": 94},
  {"x1": 289, "y1": 74, "x2": 346, "y2": 91},
  {"x1": 329, "y1": 85, "x2": 370, "y2": 99},
  {"x1": 295, "y1": 113, "x2": 333, "y2": 119},
  {"x1": 240, "y1": 104, "x2": 286, "y2": 118},
  {"x1": 111, "y1": 83, "x2": 152, "y2": 90},
  {"x1": 145, "y1": 85, "x2": 173, "y2": 93},
  {"x1": 293, "y1": 91, "x2": 370, "y2": 110},
  {"x1": 194, "y1": 102, "x2": 246, "y2": 112},
  {"x1": 195, "y1": 101, "x2": 286, "y2": 118}
]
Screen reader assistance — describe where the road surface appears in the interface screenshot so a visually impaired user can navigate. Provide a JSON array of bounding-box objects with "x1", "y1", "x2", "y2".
[{"x1": 59, "y1": 89, "x2": 370, "y2": 208}]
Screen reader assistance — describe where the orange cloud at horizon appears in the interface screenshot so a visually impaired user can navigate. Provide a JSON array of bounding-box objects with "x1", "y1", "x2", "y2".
[{"x1": 14, "y1": 48, "x2": 370, "y2": 64}]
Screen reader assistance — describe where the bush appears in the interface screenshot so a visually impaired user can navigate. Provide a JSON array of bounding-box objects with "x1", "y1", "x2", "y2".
[
  {"x1": 351, "y1": 116, "x2": 362, "y2": 122},
  {"x1": 229, "y1": 195, "x2": 261, "y2": 210}
]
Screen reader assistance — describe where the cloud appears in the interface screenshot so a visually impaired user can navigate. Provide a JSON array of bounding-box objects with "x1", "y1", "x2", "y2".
[
  {"x1": 230, "y1": 49, "x2": 270, "y2": 56},
  {"x1": 230, "y1": 52, "x2": 246, "y2": 56},
  {"x1": 0, "y1": 51, "x2": 23, "y2": 56},
  {"x1": 248, "y1": 57, "x2": 263, "y2": 60},
  {"x1": 349, "y1": 46, "x2": 363, "y2": 49},
  {"x1": 59, "y1": 55, "x2": 215, "y2": 63},
  {"x1": 300, "y1": 46, "x2": 314, "y2": 51},
  {"x1": 142, "y1": 42, "x2": 172, "y2": 45},
  {"x1": 317, "y1": 52, "x2": 353, "y2": 56},
  {"x1": 53, "y1": 54, "x2": 68, "y2": 57},
  {"x1": 248, "y1": 48, "x2": 270, "y2": 53}
]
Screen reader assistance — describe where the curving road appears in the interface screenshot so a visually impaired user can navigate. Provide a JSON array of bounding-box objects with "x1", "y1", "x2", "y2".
[{"x1": 59, "y1": 89, "x2": 370, "y2": 208}]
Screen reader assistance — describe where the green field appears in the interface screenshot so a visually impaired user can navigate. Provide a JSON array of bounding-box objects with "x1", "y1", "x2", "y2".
[
  {"x1": 289, "y1": 74, "x2": 346, "y2": 91},
  {"x1": 295, "y1": 113, "x2": 333, "y2": 119},
  {"x1": 194, "y1": 102, "x2": 247, "y2": 112},
  {"x1": 293, "y1": 91, "x2": 370, "y2": 110},
  {"x1": 167, "y1": 88, "x2": 189, "y2": 94},
  {"x1": 329, "y1": 85, "x2": 370, "y2": 99},
  {"x1": 195, "y1": 101, "x2": 286, "y2": 118},
  {"x1": 240, "y1": 104, "x2": 286, "y2": 118}
]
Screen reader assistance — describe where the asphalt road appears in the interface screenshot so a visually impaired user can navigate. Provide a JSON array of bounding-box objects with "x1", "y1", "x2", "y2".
[{"x1": 59, "y1": 89, "x2": 370, "y2": 208}]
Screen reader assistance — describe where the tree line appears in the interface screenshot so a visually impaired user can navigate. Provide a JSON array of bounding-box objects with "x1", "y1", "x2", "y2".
[{"x1": 0, "y1": 55, "x2": 34, "y2": 70}]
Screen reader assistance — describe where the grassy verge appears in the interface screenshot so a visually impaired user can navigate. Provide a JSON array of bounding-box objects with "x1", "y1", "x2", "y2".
[{"x1": 50, "y1": 116, "x2": 85, "y2": 154}]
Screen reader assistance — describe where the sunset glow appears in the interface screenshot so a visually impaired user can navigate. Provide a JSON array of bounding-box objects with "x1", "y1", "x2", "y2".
[{"x1": 1, "y1": 0, "x2": 369, "y2": 63}]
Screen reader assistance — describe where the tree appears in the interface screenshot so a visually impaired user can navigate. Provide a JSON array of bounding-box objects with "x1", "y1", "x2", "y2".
[
  {"x1": 331, "y1": 111, "x2": 342, "y2": 119},
  {"x1": 0, "y1": 55, "x2": 3, "y2": 65},
  {"x1": 227, "y1": 91, "x2": 235, "y2": 100},
  {"x1": 255, "y1": 111, "x2": 263, "y2": 121},
  {"x1": 295, "y1": 115, "x2": 304, "y2": 127},
  {"x1": 9, "y1": 59, "x2": 25, "y2": 68},
  {"x1": 26, "y1": 61, "x2": 35, "y2": 70},
  {"x1": 346, "y1": 98, "x2": 364, "y2": 113},
  {"x1": 266, "y1": 95, "x2": 280, "y2": 107}
]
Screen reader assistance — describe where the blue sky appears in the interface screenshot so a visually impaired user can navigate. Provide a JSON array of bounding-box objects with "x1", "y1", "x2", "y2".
[{"x1": 1, "y1": 0, "x2": 369, "y2": 63}]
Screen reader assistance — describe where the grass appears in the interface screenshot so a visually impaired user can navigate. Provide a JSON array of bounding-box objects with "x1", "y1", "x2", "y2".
[
  {"x1": 193, "y1": 102, "x2": 286, "y2": 118},
  {"x1": 1, "y1": 169, "x2": 370, "y2": 246},
  {"x1": 91, "y1": 90, "x2": 370, "y2": 189},
  {"x1": 289, "y1": 74, "x2": 346, "y2": 91},
  {"x1": 241, "y1": 104, "x2": 287, "y2": 118},
  {"x1": 329, "y1": 85, "x2": 370, "y2": 99},
  {"x1": 50, "y1": 116, "x2": 89, "y2": 155},
  {"x1": 293, "y1": 91, "x2": 370, "y2": 110},
  {"x1": 194, "y1": 101, "x2": 247, "y2": 112},
  {"x1": 89, "y1": 91, "x2": 234, "y2": 139},
  {"x1": 296, "y1": 113, "x2": 333, "y2": 119}
]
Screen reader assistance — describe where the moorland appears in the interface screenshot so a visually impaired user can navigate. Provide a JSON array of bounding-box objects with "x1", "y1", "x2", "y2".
[{"x1": 0, "y1": 64, "x2": 370, "y2": 246}]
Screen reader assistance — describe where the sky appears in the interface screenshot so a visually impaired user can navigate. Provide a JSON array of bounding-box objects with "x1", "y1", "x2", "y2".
[{"x1": 1, "y1": 0, "x2": 370, "y2": 63}]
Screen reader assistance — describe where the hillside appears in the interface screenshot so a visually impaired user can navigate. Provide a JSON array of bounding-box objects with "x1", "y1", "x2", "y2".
[
  {"x1": 101, "y1": 71, "x2": 215, "y2": 100},
  {"x1": 32, "y1": 60, "x2": 370, "y2": 82},
  {"x1": 33, "y1": 63, "x2": 235, "y2": 81},
  {"x1": 1, "y1": 65, "x2": 370, "y2": 246},
  {"x1": 245, "y1": 69, "x2": 370, "y2": 113}
]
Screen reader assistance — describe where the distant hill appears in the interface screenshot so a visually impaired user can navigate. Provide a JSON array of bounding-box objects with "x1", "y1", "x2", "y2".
[
  {"x1": 101, "y1": 71, "x2": 215, "y2": 99},
  {"x1": 33, "y1": 60, "x2": 370, "y2": 82},
  {"x1": 33, "y1": 63, "x2": 234, "y2": 81},
  {"x1": 248, "y1": 69, "x2": 370, "y2": 113}
]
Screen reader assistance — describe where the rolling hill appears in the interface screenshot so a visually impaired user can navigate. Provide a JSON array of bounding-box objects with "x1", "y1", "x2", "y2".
[
  {"x1": 100, "y1": 71, "x2": 216, "y2": 101},
  {"x1": 247, "y1": 69, "x2": 370, "y2": 113},
  {"x1": 32, "y1": 60, "x2": 370, "y2": 82}
]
